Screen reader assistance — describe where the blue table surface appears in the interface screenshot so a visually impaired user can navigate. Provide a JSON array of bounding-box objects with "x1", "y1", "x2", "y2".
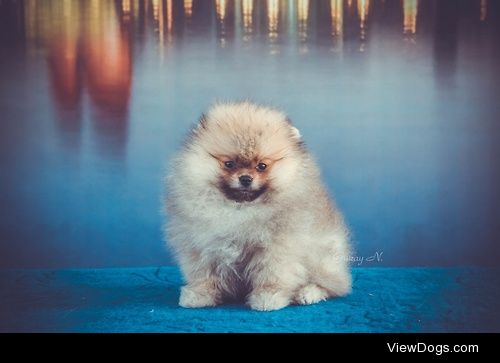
[{"x1": 1, "y1": 267, "x2": 499, "y2": 332}]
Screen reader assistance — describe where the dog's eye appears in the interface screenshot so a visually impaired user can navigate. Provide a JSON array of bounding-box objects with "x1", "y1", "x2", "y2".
[
  {"x1": 224, "y1": 161, "x2": 235, "y2": 169},
  {"x1": 256, "y1": 163, "x2": 267, "y2": 172}
]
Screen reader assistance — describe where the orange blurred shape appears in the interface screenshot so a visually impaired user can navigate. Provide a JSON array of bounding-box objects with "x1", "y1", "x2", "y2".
[
  {"x1": 84, "y1": 31, "x2": 131, "y2": 119},
  {"x1": 48, "y1": 37, "x2": 82, "y2": 110}
]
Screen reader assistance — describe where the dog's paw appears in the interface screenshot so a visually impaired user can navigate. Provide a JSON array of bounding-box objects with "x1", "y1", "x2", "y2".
[
  {"x1": 179, "y1": 285, "x2": 218, "y2": 308},
  {"x1": 294, "y1": 284, "x2": 328, "y2": 305},
  {"x1": 247, "y1": 290, "x2": 290, "y2": 311}
]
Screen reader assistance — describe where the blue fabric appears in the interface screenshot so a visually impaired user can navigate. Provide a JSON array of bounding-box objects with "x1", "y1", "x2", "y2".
[{"x1": 1, "y1": 267, "x2": 499, "y2": 332}]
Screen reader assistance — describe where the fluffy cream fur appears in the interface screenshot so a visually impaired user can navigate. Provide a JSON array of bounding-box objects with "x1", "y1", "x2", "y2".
[{"x1": 165, "y1": 101, "x2": 351, "y2": 311}]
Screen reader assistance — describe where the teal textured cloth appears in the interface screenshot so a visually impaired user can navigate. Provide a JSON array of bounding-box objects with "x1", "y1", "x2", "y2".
[{"x1": 1, "y1": 267, "x2": 499, "y2": 332}]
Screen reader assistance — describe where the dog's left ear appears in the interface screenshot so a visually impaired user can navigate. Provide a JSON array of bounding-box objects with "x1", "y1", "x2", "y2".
[
  {"x1": 290, "y1": 126, "x2": 301, "y2": 140},
  {"x1": 286, "y1": 117, "x2": 301, "y2": 140}
]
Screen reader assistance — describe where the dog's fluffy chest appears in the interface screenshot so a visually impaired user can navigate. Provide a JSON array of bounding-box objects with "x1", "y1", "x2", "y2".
[{"x1": 212, "y1": 239, "x2": 262, "y2": 299}]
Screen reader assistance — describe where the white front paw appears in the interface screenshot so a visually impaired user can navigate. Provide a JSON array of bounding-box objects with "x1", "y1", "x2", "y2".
[
  {"x1": 179, "y1": 285, "x2": 217, "y2": 308},
  {"x1": 295, "y1": 284, "x2": 328, "y2": 305},
  {"x1": 248, "y1": 290, "x2": 290, "y2": 311}
]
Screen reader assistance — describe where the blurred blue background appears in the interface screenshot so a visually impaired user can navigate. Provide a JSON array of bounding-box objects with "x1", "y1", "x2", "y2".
[{"x1": 0, "y1": 0, "x2": 499, "y2": 268}]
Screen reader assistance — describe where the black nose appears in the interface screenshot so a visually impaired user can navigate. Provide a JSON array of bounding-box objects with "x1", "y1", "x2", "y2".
[{"x1": 239, "y1": 175, "x2": 253, "y2": 187}]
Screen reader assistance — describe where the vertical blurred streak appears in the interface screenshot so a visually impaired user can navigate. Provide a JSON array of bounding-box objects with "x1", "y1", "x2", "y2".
[
  {"x1": 32, "y1": 0, "x2": 84, "y2": 152},
  {"x1": 330, "y1": 0, "x2": 343, "y2": 51},
  {"x1": 216, "y1": 0, "x2": 227, "y2": 21},
  {"x1": 297, "y1": 0, "x2": 309, "y2": 22},
  {"x1": 82, "y1": 0, "x2": 132, "y2": 158},
  {"x1": 83, "y1": 1, "x2": 132, "y2": 117},
  {"x1": 167, "y1": 0, "x2": 173, "y2": 40},
  {"x1": 331, "y1": 0, "x2": 343, "y2": 37},
  {"x1": 122, "y1": 0, "x2": 131, "y2": 22},
  {"x1": 297, "y1": 0, "x2": 309, "y2": 43},
  {"x1": 184, "y1": 0, "x2": 193, "y2": 18},
  {"x1": 153, "y1": 0, "x2": 160, "y2": 21},
  {"x1": 38, "y1": 0, "x2": 83, "y2": 122},
  {"x1": 267, "y1": 0, "x2": 279, "y2": 39},
  {"x1": 152, "y1": 0, "x2": 164, "y2": 47},
  {"x1": 154, "y1": 0, "x2": 172, "y2": 50},
  {"x1": 403, "y1": 0, "x2": 418, "y2": 35},
  {"x1": 480, "y1": 0, "x2": 487, "y2": 21},
  {"x1": 357, "y1": 0, "x2": 369, "y2": 41},
  {"x1": 216, "y1": 0, "x2": 228, "y2": 46},
  {"x1": 356, "y1": 0, "x2": 369, "y2": 52},
  {"x1": 242, "y1": 0, "x2": 253, "y2": 41},
  {"x1": 132, "y1": 0, "x2": 139, "y2": 19}
]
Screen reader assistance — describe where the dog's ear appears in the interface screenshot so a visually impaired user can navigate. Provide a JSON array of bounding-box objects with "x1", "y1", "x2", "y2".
[
  {"x1": 286, "y1": 118, "x2": 301, "y2": 140},
  {"x1": 290, "y1": 126, "x2": 301, "y2": 140}
]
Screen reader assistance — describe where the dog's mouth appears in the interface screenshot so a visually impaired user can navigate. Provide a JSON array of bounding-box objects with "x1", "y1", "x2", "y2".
[{"x1": 218, "y1": 183, "x2": 268, "y2": 203}]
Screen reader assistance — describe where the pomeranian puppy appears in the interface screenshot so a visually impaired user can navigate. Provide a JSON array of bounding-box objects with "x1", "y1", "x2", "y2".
[{"x1": 165, "y1": 102, "x2": 351, "y2": 311}]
